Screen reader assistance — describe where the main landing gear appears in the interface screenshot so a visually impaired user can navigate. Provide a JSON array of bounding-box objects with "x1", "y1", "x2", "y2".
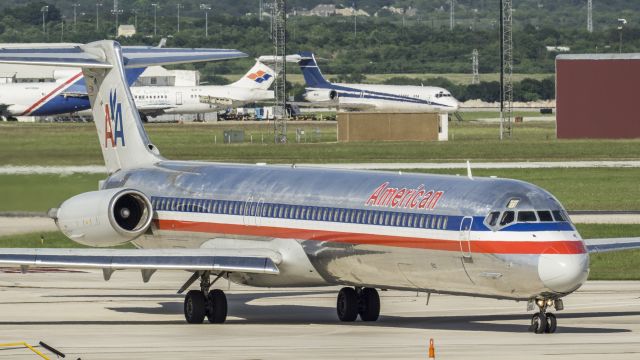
[
  {"x1": 181, "y1": 271, "x2": 228, "y2": 324},
  {"x1": 337, "y1": 287, "x2": 380, "y2": 322},
  {"x1": 528, "y1": 298, "x2": 562, "y2": 334}
]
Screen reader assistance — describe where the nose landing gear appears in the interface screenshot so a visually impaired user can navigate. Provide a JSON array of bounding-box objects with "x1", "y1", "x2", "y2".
[{"x1": 528, "y1": 298, "x2": 562, "y2": 334}]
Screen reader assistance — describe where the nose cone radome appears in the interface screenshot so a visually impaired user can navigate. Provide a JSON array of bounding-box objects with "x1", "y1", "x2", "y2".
[{"x1": 538, "y1": 253, "x2": 589, "y2": 294}]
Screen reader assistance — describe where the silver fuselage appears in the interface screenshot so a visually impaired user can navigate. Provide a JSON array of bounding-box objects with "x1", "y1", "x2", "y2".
[{"x1": 104, "y1": 161, "x2": 589, "y2": 301}]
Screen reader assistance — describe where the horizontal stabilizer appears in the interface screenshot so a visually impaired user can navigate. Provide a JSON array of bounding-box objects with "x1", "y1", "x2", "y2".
[
  {"x1": 0, "y1": 44, "x2": 247, "y2": 69},
  {"x1": 0, "y1": 248, "x2": 280, "y2": 275},
  {"x1": 584, "y1": 237, "x2": 640, "y2": 253}
]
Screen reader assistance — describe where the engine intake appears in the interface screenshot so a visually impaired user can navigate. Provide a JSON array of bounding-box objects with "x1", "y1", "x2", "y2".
[
  {"x1": 303, "y1": 89, "x2": 338, "y2": 102},
  {"x1": 53, "y1": 188, "x2": 153, "y2": 247}
]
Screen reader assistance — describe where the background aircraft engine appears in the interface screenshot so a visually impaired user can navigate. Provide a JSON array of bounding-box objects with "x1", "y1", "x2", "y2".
[
  {"x1": 303, "y1": 89, "x2": 338, "y2": 102},
  {"x1": 53, "y1": 188, "x2": 154, "y2": 247}
]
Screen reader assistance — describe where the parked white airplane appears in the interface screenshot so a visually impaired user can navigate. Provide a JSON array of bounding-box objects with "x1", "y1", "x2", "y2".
[
  {"x1": 0, "y1": 41, "x2": 637, "y2": 333},
  {"x1": 132, "y1": 61, "x2": 275, "y2": 119},
  {"x1": 294, "y1": 52, "x2": 459, "y2": 113}
]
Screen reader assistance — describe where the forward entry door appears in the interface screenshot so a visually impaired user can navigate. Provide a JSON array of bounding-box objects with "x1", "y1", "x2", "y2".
[{"x1": 459, "y1": 216, "x2": 473, "y2": 261}]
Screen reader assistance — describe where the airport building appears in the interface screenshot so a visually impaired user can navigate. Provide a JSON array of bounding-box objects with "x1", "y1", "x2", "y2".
[{"x1": 556, "y1": 54, "x2": 640, "y2": 139}]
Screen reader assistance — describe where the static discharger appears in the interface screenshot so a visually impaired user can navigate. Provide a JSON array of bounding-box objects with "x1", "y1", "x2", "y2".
[{"x1": 428, "y1": 338, "x2": 436, "y2": 359}]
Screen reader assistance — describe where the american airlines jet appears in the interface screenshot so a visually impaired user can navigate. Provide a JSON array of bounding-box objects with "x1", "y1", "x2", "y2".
[
  {"x1": 132, "y1": 61, "x2": 275, "y2": 119},
  {"x1": 0, "y1": 41, "x2": 637, "y2": 333},
  {"x1": 296, "y1": 51, "x2": 459, "y2": 112}
]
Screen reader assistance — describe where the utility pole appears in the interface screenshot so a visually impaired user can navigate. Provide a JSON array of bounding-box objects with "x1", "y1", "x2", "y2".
[
  {"x1": 177, "y1": 4, "x2": 183, "y2": 32},
  {"x1": 200, "y1": 4, "x2": 211, "y2": 37},
  {"x1": 112, "y1": 0, "x2": 123, "y2": 37},
  {"x1": 41, "y1": 5, "x2": 49, "y2": 34},
  {"x1": 72, "y1": 3, "x2": 80, "y2": 32},
  {"x1": 449, "y1": 0, "x2": 455, "y2": 31},
  {"x1": 353, "y1": 1, "x2": 357, "y2": 39},
  {"x1": 131, "y1": 9, "x2": 138, "y2": 29},
  {"x1": 60, "y1": 16, "x2": 65, "y2": 41},
  {"x1": 472, "y1": 49, "x2": 479, "y2": 84},
  {"x1": 151, "y1": 3, "x2": 159, "y2": 37},
  {"x1": 96, "y1": 2, "x2": 103, "y2": 32},
  {"x1": 587, "y1": 0, "x2": 593, "y2": 33},
  {"x1": 259, "y1": 0, "x2": 263, "y2": 21}
]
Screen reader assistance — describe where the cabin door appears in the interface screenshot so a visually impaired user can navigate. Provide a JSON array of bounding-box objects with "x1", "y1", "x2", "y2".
[
  {"x1": 459, "y1": 216, "x2": 473, "y2": 261},
  {"x1": 176, "y1": 92, "x2": 183, "y2": 105}
]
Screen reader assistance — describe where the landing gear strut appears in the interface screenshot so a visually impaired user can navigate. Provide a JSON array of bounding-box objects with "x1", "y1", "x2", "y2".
[
  {"x1": 528, "y1": 298, "x2": 561, "y2": 334},
  {"x1": 183, "y1": 271, "x2": 228, "y2": 324},
  {"x1": 336, "y1": 287, "x2": 380, "y2": 322}
]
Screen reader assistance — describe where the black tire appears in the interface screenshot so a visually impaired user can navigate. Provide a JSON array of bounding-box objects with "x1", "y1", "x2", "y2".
[
  {"x1": 358, "y1": 288, "x2": 380, "y2": 322},
  {"x1": 337, "y1": 287, "x2": 358, "y2": 322},
  {"x1": 206, "y1": 289, "x2": 228, "y2": 324},
  {"x1": 184, "y1": 290, "x2": 206, "y2": 324},
  {"x1": 545, "y1": 313, "x2": 557, "y2": 333},
  {"x1": 531, "y1": 312, "x2": 547, "y2": 334}
]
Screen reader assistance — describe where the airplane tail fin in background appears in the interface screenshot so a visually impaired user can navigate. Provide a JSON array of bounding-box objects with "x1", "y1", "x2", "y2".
[
  {"x1": 230, "y1": 61, "x2": 276, "y2": 90},
  {"x1": 0, "y1": 41, "x2": 246, "y2": 174},
  {"x1": 298, "y1": 51, "x2": 331, "y2": 88}
]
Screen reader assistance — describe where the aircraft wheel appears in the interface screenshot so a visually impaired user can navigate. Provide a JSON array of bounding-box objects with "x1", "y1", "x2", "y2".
[
  {"x1": 206, "y1": 289, "x2": 228, "y2": 324},
  {"x1": 545, "y1": 313, "x2": 557, "y2": 333},
  {"x1": 358, "y1": 288, "x2": 380, "y2": 322},
  {"x1": 184, "y1": 290, "x2": 206, "y2": 324},
  {"x1": 337, "y1": 287, "x2": 358, "y2": 322},
  {"x1": 530, "y1": 312, "x2": 547, "y2": 334}
]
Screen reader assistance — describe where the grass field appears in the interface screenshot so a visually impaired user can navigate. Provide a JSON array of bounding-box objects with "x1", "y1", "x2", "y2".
[
  {"x1": 223, "y1": 73, "x2": 555, "y2": 86},
  {"x1": 1, "y1": 121, "x2": 639, "y2": 166},
  {"x1": 0, "y1": 224, "x2": 636, "y2": 280}
]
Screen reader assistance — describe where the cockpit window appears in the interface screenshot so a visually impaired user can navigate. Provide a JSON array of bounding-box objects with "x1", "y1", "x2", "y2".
[
  {"x1": 499, "y1": 211, "x2": 515, "y2": 226},
  {"x1": 552, "y1": 210, "x2": 567, "y2": 222},
  {"x1": 537, "y1": 211, "x2": 553, "y2": 222},
  {"x1": 486, "y1": 211, "x2": 500, "y2": 226},
  {"x1": 517, "y1": 211, "x2": 537, "y2": 222}
]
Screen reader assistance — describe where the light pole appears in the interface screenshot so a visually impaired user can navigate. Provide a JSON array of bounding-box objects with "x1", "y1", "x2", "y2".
[
  {"x1": 96, "y1": 2, "x2": 103, "y2": 31},
  {"x1": 41, "y1": 5, "x2": 49, "y2": 34},
  {"x1": 618, "y1": 18, "x2": 627, "y2": 54},
  {"x1": 151, "y1": 3, "x2": 159, "y2": 37},
  {"x1": 200, "y1": 4, "x2": 211, "y2": 38},
  {"x1": 72, "y1": 3, "x2": 80, "y2": 32},
  {"x1": 60, "y1": 16, "x2": 66, "y2": 41},
  {"x1": 131, "y1": 9, "x2": 138, "y2": 29},
  {"x1": 112, "y1": 0, "x2": 123, "y2": 38},
  {"x1": 177, "y1": 4, "x2": 183, "y2": 32}
]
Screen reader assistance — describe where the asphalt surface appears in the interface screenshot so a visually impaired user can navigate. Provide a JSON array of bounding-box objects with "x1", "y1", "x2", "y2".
[{"x1": 0, "y1": 270, "x2": 638, "y2": 359}]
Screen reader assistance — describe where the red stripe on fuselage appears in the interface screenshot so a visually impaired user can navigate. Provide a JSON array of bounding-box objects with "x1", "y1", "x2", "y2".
[
  {"x1": 154, "y1": 219, "x2": 586, "y2": 255},
  {"x1": 21, "y1": 72, "x2": 83, "y2": 116}
]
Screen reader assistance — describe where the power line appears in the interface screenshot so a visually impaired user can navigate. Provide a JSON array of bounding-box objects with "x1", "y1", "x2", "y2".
[{"x1": 500, "y1": 0, "x2": 513, "y2": 140}]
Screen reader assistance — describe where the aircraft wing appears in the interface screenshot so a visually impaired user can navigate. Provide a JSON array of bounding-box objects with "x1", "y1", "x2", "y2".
[
  {"x1": 0, "y1": 44, "x2": 246, "y2": 68},
  {"x1": 0, "y1": 248, "x2": 280, "y2": 281},
  {"x1": 136, "y1": 104, "x2": 177, "y2": 116},
  {"x1": 584, "y1": 238, "x2": 640, "y2": 253}
]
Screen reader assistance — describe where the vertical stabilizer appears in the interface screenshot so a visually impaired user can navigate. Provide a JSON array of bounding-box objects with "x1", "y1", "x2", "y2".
[
  {"x1": 230, "y1": 60, "x2": 276, "y2": 90},
  {"x1": 82, "y1": 41, "x2": 162, "y2": 173},
  {"x1": 297, "y1": 51, "x2": 331, "y2": 88}
]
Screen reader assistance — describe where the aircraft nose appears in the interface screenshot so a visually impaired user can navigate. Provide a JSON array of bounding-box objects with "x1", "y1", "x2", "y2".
[{"x1": 538, "y1": 253, "x2": 589, "y2": 294}]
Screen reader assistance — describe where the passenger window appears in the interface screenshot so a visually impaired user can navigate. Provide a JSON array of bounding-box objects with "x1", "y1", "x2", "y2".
[
  {"x1": 356, "y1": 211, "x2": 362, "y2": 224},
  {"x1": 443, "y1": 217, "x2": 448, "y2": 229},
  {"x1": 537, "y1": 211, "x2": 553, "y2": 222},
  {"x1": 430, "y1": 216, "x2": 436, "y2": 229},
  {"x1": 419, "y1": 215, "x2": 426, "y2": 228},
  {"x1": 350, "y1": 210, "x2": 356, "y2": 223},
  {"x1": 500, "y1": 211, "x2": 515, "y2": 226},
  {"x1": 552, "y1": 210, "x2": 567, "y2": 222},
  {"x1": 486, "y1": 211, "x2": 500, "y2": 226},
  {"x1": 517, "y1": 211, "x2": 537, "y2": 222},
  {"x1": 436, "y1": 216, "x2": 442, "y2": 229},
  {"x1": 390, "y1": 213, "x2": 397, "y2": 226}
]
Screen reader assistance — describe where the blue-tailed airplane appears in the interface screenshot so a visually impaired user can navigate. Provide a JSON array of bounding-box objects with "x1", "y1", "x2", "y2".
[
  {"x1": 0, "y1": 41, "x2": 637, "y2": 333},
  {"x1": 296, "y1": 51, "x2": 459, "y2": 112}
]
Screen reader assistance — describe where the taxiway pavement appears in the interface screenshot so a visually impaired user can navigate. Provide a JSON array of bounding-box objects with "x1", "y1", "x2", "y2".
[{"x1": 0, "y1": 270, "x2": 638, "y2": 359}]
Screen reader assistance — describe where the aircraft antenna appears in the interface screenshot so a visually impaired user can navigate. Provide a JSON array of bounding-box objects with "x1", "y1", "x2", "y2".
[
  {"x1": 587, "y1": 0, "x2": 593, "y2": 33},
  {"x1": 472, "y1": 49, "x2": 479, "y2": 84},
  {"x1": 499, "y1": 0, "x2": 513, "y2": 139},
  {"x1": 271, "y1": 0, "x2": 288, "y2": 143}
]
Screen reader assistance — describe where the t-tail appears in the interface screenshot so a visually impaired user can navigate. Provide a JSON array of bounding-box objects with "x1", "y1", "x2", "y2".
[
  {"x1": 230, "y1": 60, "x2": 276, "y2": 90},
  {"x1": 298, "y1": 51, "x2": 332, "y2": 88},
  {"x1": 0, "y1": 41, "x2": 246, "y2": 174}
]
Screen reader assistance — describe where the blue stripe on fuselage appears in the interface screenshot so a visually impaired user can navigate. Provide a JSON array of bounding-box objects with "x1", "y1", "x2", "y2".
[{"x1": 30, "y1": 67, "x2": 146, "y2": 116}]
